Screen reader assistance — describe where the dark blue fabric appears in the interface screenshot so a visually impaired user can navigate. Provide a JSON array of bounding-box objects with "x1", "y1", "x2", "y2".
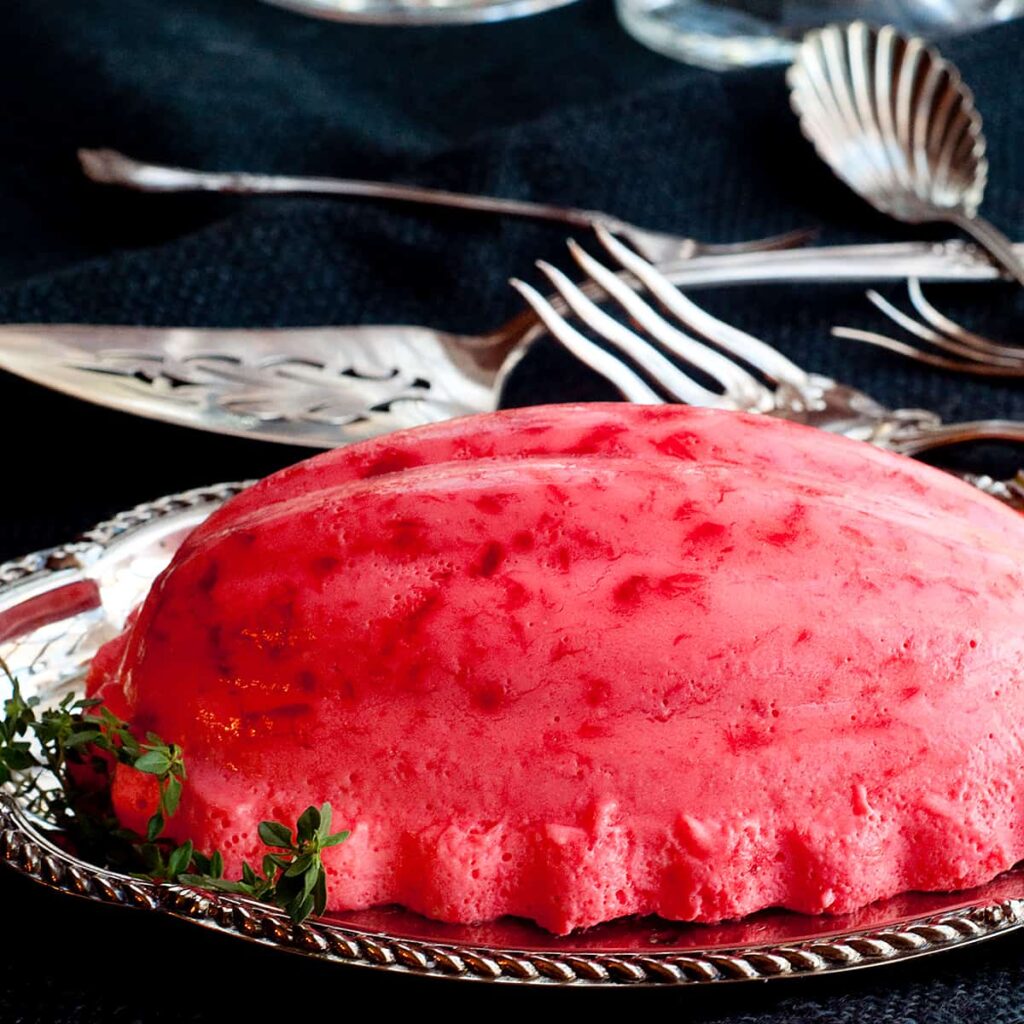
[{"x1": 1, "y1": 2, "x2": 1024, "y2": 1019}]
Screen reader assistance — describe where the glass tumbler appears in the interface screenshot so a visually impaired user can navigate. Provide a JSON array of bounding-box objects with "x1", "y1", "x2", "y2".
[
  {"x1": 615, "y1": 0, "x2": 1024, "y2": 68},
  {"x1": 262, "y1": 0, "x2": 578, "y2": 24}
]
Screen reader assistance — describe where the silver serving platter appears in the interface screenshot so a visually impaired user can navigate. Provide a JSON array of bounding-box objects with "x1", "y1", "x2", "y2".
[{"x1": 3, "y1": 484, "x2": 1024, "y2": 987}]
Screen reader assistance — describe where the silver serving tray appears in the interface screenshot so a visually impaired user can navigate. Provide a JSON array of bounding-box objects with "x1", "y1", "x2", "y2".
[{"x1": 2, "y1": 484, "x2": 1024, "y2": 987}]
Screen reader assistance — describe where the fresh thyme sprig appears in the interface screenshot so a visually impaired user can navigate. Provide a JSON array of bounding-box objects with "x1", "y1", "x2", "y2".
[
  {"x1": 0, "y1": 659, "x2": 105, "y2": 820},
  {"x1": 0, "y1": 658, "x2": 349, "y2": 924},
  {"x1": 0, "y1": 666, "x2": 38, "y2": 784},
  {"x1": 182, "y1": 803, "x2": 349, "y2": 922},
  {"x1": 132, "y1": 733, "x2": 186, "y2": 842}
]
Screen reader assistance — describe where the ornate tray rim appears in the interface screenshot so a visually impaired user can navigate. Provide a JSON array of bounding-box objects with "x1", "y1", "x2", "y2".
[{"x1": 2, "y1": 483, "x2": 1023, "y2": 988}]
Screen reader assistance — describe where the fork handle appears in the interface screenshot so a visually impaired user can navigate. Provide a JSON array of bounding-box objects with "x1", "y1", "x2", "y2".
[
  {"x1": 77, "y1": 149, "x2": 812, "y2": 259},
  {"x1": 887, "y1": 418, "x2": 1024, "y2": 456},
  {"x1": 79, "y1": 149, "x2": 605, "y2": 227}
]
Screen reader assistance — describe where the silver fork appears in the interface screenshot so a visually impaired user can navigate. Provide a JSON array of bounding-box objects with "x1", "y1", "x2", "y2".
[
  {"x1": 833, "y1": 278, "x2": 1024, "y2": 377},
  {"x1": 510, "y1": 226, "x2": 1024, "y2": 458}
]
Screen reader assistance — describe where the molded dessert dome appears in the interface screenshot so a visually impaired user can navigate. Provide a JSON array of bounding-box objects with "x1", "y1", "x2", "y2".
[{"x1": 89, "y1": 404, "x2": 1024, "y2": 933}]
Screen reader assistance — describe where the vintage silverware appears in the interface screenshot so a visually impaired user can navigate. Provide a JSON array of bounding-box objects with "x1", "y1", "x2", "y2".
[
  {"x1": 3, "y1": 487, "x2": 1024, "y2": 988},
  {"x1": 788, "y1": 22, "x2": 1024, "y2": 286},
  {"x1": 78, "y1": 147, "x2": 814, "y2": 267},
  {"x1": 511, "y1": 227, "x2": 1024, "y2": 457},
  {"x1": 0, "y1": 319, "x2": 534, "y2": 448},
  {"x1": 834, "y1": 278, "x2": 1024, "y2": 376},
  {"x1": 78, "y1": 150, "x2": 1024, "y2": 286},
  {"x1": 962, "y1": 470, "x2": 1024, "y2": 513},
  {"x1": 0, "y1": 239, "x2": 1019, "y2": 449}
]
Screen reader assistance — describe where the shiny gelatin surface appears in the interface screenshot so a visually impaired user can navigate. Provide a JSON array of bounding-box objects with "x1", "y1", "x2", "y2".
[{"x1": 89, "y1": 404, "x2": 1024, "y2": 933}]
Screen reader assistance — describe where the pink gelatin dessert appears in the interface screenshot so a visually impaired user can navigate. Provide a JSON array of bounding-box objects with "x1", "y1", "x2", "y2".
[{"x1": 87, "y1": 404, "x2": 1024, "y2": 934}]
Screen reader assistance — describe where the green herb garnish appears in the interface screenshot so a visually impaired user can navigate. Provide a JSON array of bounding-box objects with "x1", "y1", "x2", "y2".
[
  {"x1": 0, "y1": 657, "x2": 349, "y2": 923},
  {"x1": 182, "y1": 803, "x2": 349, "y2": 922}
]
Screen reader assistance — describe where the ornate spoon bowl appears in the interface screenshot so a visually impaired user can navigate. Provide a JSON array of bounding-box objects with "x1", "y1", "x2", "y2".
[{"x1": 788, "y1": 21, "x2": 1024, "y2": 286}]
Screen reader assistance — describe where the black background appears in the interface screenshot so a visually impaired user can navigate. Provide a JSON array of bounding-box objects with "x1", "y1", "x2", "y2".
[{"x1": 2, "y1": 2, "x2": 1024, "y2": 1019}]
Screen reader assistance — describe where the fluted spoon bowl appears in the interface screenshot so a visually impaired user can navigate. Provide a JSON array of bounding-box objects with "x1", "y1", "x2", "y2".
[{"x1": 788, "y1": 21, "x2": 1024, "y2": 286}]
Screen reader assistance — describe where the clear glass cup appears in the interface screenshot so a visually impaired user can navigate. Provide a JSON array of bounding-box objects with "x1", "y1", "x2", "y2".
[
  {"x1": 615, "y1": 0, "x2": 1024, "y2": 68},
  {"x1": 262, "y1": 0, "x2": 578, "y2": 24}
]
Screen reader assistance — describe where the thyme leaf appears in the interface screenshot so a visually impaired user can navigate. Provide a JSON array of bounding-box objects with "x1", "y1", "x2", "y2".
[{"x1": 0, "y1": 658, "x2": 348, "y2": 924}]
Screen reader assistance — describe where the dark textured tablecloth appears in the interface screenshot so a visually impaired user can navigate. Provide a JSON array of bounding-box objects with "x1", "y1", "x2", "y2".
[{"x1": 2, "y1": 2, "x2": 1024, "y2": 1020}]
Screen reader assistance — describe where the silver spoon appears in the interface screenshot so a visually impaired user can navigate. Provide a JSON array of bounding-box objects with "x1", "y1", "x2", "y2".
[{"x1": 787, "y1": 21, "x2": 1024, "y2": 286}]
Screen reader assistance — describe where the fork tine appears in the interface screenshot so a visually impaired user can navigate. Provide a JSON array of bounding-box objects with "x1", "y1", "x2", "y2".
[
  {"x1": 593, "y1": 225, "x2": 811, "y2": 388},
  {"x1": 508, "y1": 278, "x2": 664, "y2": 404},
  {"x1": 532, "y1": 260, "x2": 727, "y2": 408},
  {"x1": 866, "y1": 287, "x2": 1024, "y2": 367},
  {"x1": 831, "y1": 325, "x2": 1024, "y2": 377},
  {"x1": 907, "y1": 279, "x2": 1024, "y2": 360},
  {"x1": 565, "y1": 240, "x2": 770, "y2": 411}
]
